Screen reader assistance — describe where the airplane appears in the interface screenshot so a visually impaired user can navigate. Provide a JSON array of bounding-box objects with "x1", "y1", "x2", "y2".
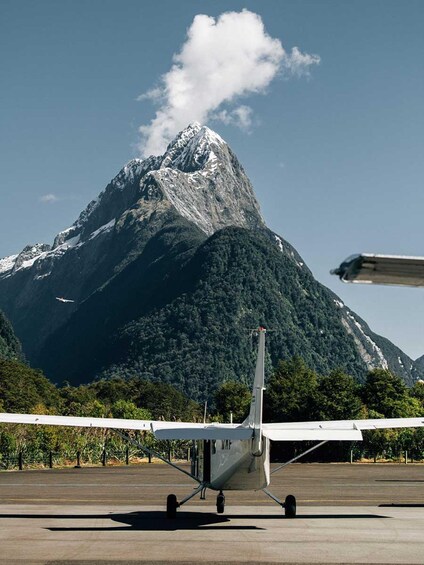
[
  {"x1": 1, "y1": 326, "x2": 423, "y2": 519},
  {"x1": 331, "y1": 253, "x2": 424, "y2": 287}
]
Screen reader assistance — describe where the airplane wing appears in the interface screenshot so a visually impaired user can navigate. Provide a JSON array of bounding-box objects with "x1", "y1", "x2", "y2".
[
  {"x1": 3, "y1": 413, "x2": 422, "y2": 442},
  {"x1": 331, "y1": 253, "x2": 424, "y2": 286},
  {"x1": 262, "y1": 417, "x2": 424, "y2": 441},
  {"x1": 0, "y1": 413, "x2": 252, "y2": 441}
]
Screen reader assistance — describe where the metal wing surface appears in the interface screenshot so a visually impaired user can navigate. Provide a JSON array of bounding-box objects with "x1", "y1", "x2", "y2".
[
  {"x1": 331, "y1": 253, "x2": 424, "y2": 286},
  {"x1": 0, "y1": 413, "x2": 252, "y2": 440}
]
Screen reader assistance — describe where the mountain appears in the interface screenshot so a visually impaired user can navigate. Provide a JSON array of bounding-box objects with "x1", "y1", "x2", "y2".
[
  {"x1": 0, "y1": 124, "x2": 262, "y2": 360},
  {"x1": 0, "y1": 123, "x2": 421, "y2": 397},
  {"x1": 0, "y1": 310, "x2": 22, "y2": 361},
  {"x1": 413, "y1": 355, "x2": 424, "y2": 381}
]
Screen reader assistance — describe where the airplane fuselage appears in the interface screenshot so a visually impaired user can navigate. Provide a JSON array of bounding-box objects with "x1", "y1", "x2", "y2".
[{"x1": 198, "y1": 436, "x2": 270, "y2": 491}]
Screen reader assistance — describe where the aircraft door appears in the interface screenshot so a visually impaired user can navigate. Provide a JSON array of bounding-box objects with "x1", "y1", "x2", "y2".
[
  {"x1": 190, "y1": 440, "x2": 198, "y2": 477},
  {"x1": 203, "y1": 440, "x2": 211, "y2": 483},
  {"x1": 196, "y1": 440, "x2": 211, "y2": 483}
]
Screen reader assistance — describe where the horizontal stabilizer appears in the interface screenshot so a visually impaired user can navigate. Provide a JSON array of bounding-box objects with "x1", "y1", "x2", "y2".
[
  {"x1": 263, "y1": 417, "x2": 424, "y2": 441},
  {"x1": 152, "y1": 423, "x2": 253, "y2": 440},
  {"x1": 262, "y1": 428, "x2": 362, "y2": 441}
]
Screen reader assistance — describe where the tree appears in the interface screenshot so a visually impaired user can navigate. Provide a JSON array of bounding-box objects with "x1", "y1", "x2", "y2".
[
  {"x1": 317, "y1": 369, "x2": 363, "y2": 420},
  {"x1": 214, "y1": 381, "x2": 251, "y2": 423},
  {"x1": 264, "y1": 357, "x2": 319, "y2": 422},
  {"x1": 362, "y1": 369, "x2": 421, "y2": 418},
  {"x1": 0, "y1": 359, "x2": 62, "y2": 413},
  {"x1": 410, "y1": 380, "x2": 424, "y2": 410},
  {"x1": 111, "y1": 400, "x2": 152, "y2": 420}
]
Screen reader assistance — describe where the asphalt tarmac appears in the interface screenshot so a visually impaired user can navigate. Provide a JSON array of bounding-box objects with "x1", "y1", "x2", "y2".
[{"x1": 0, "y1": 463, "x2": 423, "y2": 564}]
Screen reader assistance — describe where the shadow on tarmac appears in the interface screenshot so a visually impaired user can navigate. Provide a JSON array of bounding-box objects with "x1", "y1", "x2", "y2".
[
  {"x1": 0, "y1": 510, "x2": 389, "y2": 531},
  {"x1": 376, "y1": 479, "x2": 424, "y2": 483},
  {"x1": 379, "y1": 503, "x2": 424, "y2": 507}
]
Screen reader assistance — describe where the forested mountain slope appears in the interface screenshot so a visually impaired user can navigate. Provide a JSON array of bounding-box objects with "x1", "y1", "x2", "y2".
[{"x1": 0, "y1": 310, "x2": 22, "y2": 362}]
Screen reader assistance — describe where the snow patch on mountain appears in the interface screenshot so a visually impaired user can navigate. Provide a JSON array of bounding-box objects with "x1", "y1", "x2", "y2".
[
  {"x1": 342, "y1": 309, "x2": 389, "y2": 370},
  {"x1": 0, "y1": 221, "x2": 115, "y2": 281},
  {"x1": 0, "y1": 254, "x2": 18, "y2": 276},
  {"x1": 275, "y1": 235, "x2": 284, "y2": 252},
  {"x1": 88, "y1": 219, "x2": 116, "y2": 240}
]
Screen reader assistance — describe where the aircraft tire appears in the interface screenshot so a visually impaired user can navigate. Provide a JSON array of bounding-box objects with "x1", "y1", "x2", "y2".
[
  {"x1": 284, "y1": 494, "x2": 296, "y2": 518},
  {"x1": 216, "y1": 492, "x2": 225, "y2": 514},
  {"x1": 166, "y1": 494, "x2": 178, "y2": 518}
]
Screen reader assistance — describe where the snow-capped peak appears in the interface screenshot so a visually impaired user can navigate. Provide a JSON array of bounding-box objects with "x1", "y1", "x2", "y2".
[{"x1": 1, "y1": 123, "x2": 262, "y2": 278}]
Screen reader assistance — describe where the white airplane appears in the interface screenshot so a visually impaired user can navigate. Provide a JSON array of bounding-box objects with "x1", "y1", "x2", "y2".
[
  {"x1": 1, "y1": 327, "x2": 423, "y2": 518},
  {"x1": 331, "y1": 253, "x2": 424, "y2": 287}
]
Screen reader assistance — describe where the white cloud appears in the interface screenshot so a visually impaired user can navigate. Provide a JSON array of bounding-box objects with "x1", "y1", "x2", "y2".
[
  {"x1": 137, "y1": 10, "x2": 320, "y2": 157},
  {"x1": 283, "y1": 46, "x2": 321, "y2": 77},
  {"x1": 213, "y1": 105, "x2": 254, "y2": 131},
  {"x1": 39, "y1": 193, "x2": 59, "y2": 203}
]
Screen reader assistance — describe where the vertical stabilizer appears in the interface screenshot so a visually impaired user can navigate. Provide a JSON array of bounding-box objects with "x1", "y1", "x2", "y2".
[{"x1": 245, "y1": 327, "x2": 266, "y2": 455}]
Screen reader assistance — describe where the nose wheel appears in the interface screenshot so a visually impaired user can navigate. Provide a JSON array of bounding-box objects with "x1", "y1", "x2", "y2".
[
  {"x1": 166, "y1": 494, "x2": 179, "y2": 518},
  {"x1": 284, "y1": 494, "x2": 296, "y2": 518},
  {"x1": 216, "y1": 491, "x2": 225, "y2": 514}
]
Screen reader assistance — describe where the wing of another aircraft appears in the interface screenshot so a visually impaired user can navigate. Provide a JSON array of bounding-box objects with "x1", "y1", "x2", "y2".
[
  {"x1": 331, "y1": 253, "x2": 424, "y2": 286},
  {"x1": 262, "y1": 417, "x2": 424, "y2": 441}
]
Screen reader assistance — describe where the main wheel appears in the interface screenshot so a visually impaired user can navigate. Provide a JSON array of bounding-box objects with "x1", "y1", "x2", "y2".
[
  {"x1": 166, "y1": 494, "x2": 178, "y2": 518},
  {"x1": 284, "y1": 494, "x2": 296, "y2": 518},
  {"x1": 216, "y1": 492, "x2": 225, "y2": 514}
]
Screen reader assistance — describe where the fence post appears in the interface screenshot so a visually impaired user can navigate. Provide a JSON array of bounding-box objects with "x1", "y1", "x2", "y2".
[
  {"x1": 102, "y1": 448, "x2": 106, "y2": 467},
  {"x1": 405, "y1": 450, "x2": 408, "y2": 464},
  {"x1": 125, "y1": 446, "x2": 129, "y2": 465},
  {"x1": 18, "y1": 452, "x2": 23, "y2": 471},
  {"x1": 49, "y1": 451, "x2": 53, "y2": 469},
  {"x1": 350, "y1": 450, "x2": 353, "y2": 464}
]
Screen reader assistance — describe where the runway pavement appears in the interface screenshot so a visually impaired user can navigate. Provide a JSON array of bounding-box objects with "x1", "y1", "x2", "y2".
[{"x1": 0, "y1": 463, "x2": 423, "y2": 564}]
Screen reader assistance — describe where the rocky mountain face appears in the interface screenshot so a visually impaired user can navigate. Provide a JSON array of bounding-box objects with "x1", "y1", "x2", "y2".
[{"x1": 0, "y1": 123, "x2": 421, "y2": 396}]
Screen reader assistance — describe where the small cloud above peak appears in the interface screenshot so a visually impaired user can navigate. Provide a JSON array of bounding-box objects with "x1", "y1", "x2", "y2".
[
  {"x1": 137, "y1": 10, "x2": 320, "y2": 158},
  {"x1": 39, "y1": 193, "x2": 59, "y2": 204}
]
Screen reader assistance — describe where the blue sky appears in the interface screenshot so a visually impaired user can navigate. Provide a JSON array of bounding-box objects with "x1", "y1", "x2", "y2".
[{"x1": 1, "y1": 0, "x2": 423, "y2": 358}]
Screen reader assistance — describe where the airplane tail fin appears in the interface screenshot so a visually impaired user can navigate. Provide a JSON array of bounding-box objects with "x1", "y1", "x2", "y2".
[{"x1": 244, "y1": 327, "x2": 266, "y2": 455}]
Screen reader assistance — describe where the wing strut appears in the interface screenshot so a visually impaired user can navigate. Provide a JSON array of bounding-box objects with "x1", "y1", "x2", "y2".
[
  {"x1": 114, "y1": 429, "x2": 200, "y2": 483},
  {"x1": 271, "y1": 441, "x2": 328, "y2": 475}
]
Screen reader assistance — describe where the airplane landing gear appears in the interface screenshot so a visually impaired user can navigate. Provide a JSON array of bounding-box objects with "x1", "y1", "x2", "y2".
[
  {"x1": 262, "y1": 488, "x2": 297, "y2": 518},
  {"x1": 216, "y1": 491, "x2": 225, "y2": 514},
  {"x1": 166, "y1": 494, "x2": 179, "y2": 518},
  {"x1": 166, "y1": 483, "x2": 205, "y2": 518},
  {"x1": 284, "y1": 494, "x2": 296, "y2": 518}
]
